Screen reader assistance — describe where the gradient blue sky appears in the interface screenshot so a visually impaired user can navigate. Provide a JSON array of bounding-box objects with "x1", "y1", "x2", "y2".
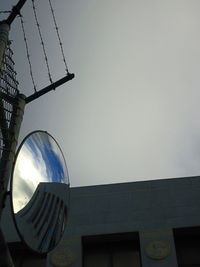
[{"x1": 2, "y1": 0, "x2": 200, "y2": 187}]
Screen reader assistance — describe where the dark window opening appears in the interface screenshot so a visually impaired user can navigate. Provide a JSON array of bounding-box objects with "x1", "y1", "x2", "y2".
[
  {"x1": 82, "y1": 232, "x2": 141, "y2": 267},
  {"x1": 174, "y1": 226, "x2": 200, "y2": 267},
  {"x1": 8, "y1": 242, "x2": 46, "y2": 267}
]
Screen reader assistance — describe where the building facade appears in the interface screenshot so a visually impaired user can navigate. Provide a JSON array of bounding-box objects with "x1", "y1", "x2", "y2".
[{"x1": 2, "y1": 176, "x2": 200, "y2": 266}]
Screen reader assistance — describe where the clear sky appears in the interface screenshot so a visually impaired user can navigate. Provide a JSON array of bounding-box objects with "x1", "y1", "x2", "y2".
[{"x1": 2, "y1": 0, "x2": 200, "y2": 187}]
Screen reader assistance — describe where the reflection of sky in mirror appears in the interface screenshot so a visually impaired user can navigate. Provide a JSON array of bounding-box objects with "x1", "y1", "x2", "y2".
[{"x1": 13, "y1": 132, "x2": 68, "y2": 213}]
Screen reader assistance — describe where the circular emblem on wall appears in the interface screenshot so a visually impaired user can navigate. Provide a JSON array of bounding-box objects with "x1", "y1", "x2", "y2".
[
  {"x1": 50, "y1": 247, "x2": 77, "y2": 267},
  {"x1": 145, "y1": 240, "x2": 171, "y2": 260}
]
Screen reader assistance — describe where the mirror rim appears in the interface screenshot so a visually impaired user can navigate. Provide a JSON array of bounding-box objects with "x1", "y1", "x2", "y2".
[{"x1": 10, "y1": 130, "x2": 70, "y2": 254}]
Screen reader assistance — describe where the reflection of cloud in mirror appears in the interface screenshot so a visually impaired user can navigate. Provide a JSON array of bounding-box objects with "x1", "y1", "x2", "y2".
[
  {"x1": 13, "y1": 142, "x2": 48, "y2": 213},
  {"x1": 13, "y1": 132, "x2": 68, "y2": 213},
  {"x1": 27, "y1": 133, "x2": 68, "y2": 184}
]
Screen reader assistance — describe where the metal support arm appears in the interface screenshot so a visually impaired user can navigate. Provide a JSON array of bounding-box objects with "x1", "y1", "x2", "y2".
[
  {"x1": 6, "y1": 0, "x2": 28, "y2": 26},
  {"x1": 25, "y1": 73, "x2": 75, "y2": 104}
]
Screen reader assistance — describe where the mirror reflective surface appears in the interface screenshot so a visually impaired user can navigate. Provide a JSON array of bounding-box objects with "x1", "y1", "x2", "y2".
[{"x1": 11, "y1": 131, "x2": 70, "y2": 254}]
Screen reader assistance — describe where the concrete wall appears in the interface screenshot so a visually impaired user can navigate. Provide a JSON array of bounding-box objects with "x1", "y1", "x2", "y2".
[
  {"x1": 49, "y1": 176, "x2": 200, "y2": 267},
  {"x1": 2, "y1": 176, "x2": 200, "y2": 266},
  {"x1": 139, "y1": 229, "x2": 178, "y2": 267},
  {"x1": 65, "y1": 176, "x2": 200, "y2": 236}
]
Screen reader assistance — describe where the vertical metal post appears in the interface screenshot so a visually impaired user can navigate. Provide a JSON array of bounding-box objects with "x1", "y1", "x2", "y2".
[
  {"x1": 0, "y1": 94, "x2": 26, "y2": 218},
  {"x1": 0, "y1": 95, "x2": 26, "y2": 267},
  {"x1": 0, "y1": 23, "x2": 9, "y2": 76},
  {"x1": 0, "y1": 21, "x2": 14, "y2": 267},
  {"x1": 4, "y1": 95, "x2": 25, "y2": 187},
  {"x1": 0, "y1": 2, "x2": 29, "y2": 266}
]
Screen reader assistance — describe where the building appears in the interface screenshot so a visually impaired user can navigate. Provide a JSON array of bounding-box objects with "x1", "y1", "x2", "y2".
[
  {"x1": 15, "y1": 182, "x2": 68, "y2": 253},
  {"x1": 2, "y1": 176, "x2": 200, "y2": 266}
]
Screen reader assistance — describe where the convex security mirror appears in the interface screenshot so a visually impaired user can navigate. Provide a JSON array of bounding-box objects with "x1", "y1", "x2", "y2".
[{"x1": 10, "y1": 131, "x2": 70, "y2": 254}]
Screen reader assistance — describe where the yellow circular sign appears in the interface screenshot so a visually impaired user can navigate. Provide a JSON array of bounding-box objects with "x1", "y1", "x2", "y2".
[{"x1": 145, "y1": 240, "x2": 171, "y2": 260}]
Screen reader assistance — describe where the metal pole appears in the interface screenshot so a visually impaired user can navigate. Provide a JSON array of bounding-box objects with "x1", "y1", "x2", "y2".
[
  {"x1": 0, "y1": 94, "x2": 26, "y2": 200},
  {"x1": 0, "y1": 95, "x2": 25, "y2": 267},
  {"x1": 0, "y1": 0, "x2": 27, "y2": 215},
  {"x1": 0, "y1": 16, "x2": 13, "y2": 267},
  {"x1": 0, "y1": 23, "x2": 9, "y2": 76}
]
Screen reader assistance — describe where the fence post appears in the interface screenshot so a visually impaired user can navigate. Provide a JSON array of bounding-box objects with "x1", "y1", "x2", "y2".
[{"x1": 0, "y1": 23, "x2": 9, "y2": 76}]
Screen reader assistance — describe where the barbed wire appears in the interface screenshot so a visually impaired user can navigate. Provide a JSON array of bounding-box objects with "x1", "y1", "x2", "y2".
[
  {"x1": 19, "y1": 15, "x2": 37, "y2": 93},
  {"x1": 48, "y1": 0, "x2": 69, "y2": 75},
  {"x1": 14, "y1": 0, "x2": 71, "y2": 95},
  {"x1": 31, "y1": 0, "x2": 53, "y2": 84}
]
